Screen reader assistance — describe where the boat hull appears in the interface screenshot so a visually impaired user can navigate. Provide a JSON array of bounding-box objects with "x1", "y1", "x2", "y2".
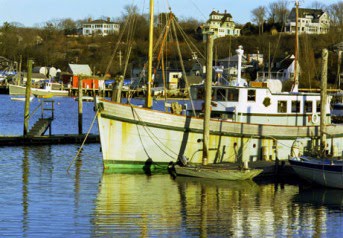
[
  {"x1": 289, "y1": 157, "x2": 343, "y2": 189},
  {"x1": 96, "y1": 98, "x2": 343, "y2": 173},
  {"x1": 174, "y1": 165, "x2": 262, "y2": 180},
  {"x1": 9, "y1": 84, "x2": 69, "y2": 97}
]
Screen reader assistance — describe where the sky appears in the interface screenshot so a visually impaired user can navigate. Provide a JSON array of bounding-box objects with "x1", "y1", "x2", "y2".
[{"x1": 0, "y1": 0, "x2": 340, "y2": 27}]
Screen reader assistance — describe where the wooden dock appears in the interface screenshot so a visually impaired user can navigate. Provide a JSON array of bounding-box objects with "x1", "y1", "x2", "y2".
[{"x1": 0, "y1": 134, "x2": 100, "y2": 146}]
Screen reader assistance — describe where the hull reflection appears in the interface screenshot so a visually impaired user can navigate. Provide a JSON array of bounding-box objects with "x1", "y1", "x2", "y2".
[
  {"x1": 293, "y1": 188, "x2": 343, "y2": 209},
  {"x1": 94, "y1": 174, "x2": 304, "y2": 237},
  {"x1": 93, "y1": 174, "x2": 182, "y2": 237}
]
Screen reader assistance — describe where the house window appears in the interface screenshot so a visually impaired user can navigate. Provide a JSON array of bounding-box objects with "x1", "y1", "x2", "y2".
[
  {"x1": 291, "y1": 101, "x2": 300, "y2": 113},
  {"x1": 278, "y1": 101, "x2": 287, "y2": 113},
  {"x1": 304, "y1": 101, "x2": 313, "y2": 113},
  {"x1": 247, "y1": 90, "x2": 256, "y2": 101}
]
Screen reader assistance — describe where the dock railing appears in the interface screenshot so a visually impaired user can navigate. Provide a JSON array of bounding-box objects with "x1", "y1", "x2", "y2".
[{"x1": 28, "y1": 99, "x2": 55, "y2": 120}]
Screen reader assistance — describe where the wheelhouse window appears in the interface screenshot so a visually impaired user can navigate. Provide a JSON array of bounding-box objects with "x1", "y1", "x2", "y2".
[
  {"x1": 215, "y1": 88, "x2": 227, "y2": 101},
  {"x1": 304, "y1": 101, "x2": 313, "y2": 113},
  {"x1": 291, "y1": 101, "x2": 301, "y2": 113},
  {"x1": 190, "y1": 87, "x2": 205, "y2": 100},
  {"x1": 316, "y1": 101, "x2": 321, "y2": 112},
  {"x1": 247, "y1": 90, "x2": 256, "y2": 102},
  {"x1": 227, "y1": 88, "x2": 239, "y2": 102},
  {"x1": 278, "y1": 101, "x2": 287, "y2": 113}
]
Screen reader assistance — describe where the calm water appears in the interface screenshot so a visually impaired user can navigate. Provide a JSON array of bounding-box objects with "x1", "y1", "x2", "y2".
[{"x1": 0, "y1": 94, "x2": 343, "y2": 237}]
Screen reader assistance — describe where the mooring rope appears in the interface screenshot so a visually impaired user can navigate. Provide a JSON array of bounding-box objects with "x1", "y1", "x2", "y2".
[{"x1": 67, "y1": 110, "x2": 99, "y2": 172}]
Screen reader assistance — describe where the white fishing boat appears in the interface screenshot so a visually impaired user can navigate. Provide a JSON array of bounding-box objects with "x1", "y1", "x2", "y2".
[
  {"x1": 9, "y1": 83, "x2": 69, "y2": 97},
  {"x1": 289, "y1": 156, "x2": 343, "y2": 189},
  {"x1": 95, "y1": 1, "x2": 343, "y2": 173}
]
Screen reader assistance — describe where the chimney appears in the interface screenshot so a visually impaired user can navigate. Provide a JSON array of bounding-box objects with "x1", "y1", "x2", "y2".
[
  {"x1": 88, "y1": 18, "x2": 92, "y2": 22},
  {"x1": 107, "y1": 17, "x2": 111, "y2": 22}
]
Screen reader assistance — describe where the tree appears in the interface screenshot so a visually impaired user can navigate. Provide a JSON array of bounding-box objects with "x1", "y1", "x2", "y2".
[
  {"x1": 309, "y1": 1, "x2": 326, "y2": 10},
  {"x1": 267, "y1": 0, "x2": 290, "y2": 25},
  {"x1": 58, "y1": 18, "x2": 77, "y2": 35},
  {"x1": 251, "y1": 6, "x2": 266, "y2": 35},
  {"x1": 328, "y1": 1, "x2": 343, "y2": 27}
]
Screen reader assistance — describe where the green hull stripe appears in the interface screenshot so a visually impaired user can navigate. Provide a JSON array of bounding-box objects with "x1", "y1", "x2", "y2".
[{"x1": 103, "y1": 160, "x2": 170, "y2": 174}]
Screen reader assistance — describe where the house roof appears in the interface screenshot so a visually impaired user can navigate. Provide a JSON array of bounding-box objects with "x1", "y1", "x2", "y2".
[
  {"x1": 84, "y1": 19, "x2": 118, "y2": 25},
  {"x1": 271, "y1": 55, "x2": 295, "y2": 71},
  {"x1": 68, "y1": 64, "x2": 92, "y2": 76},
  {"x1": 218, "y1": 55, "x2": 248, "y2": 63},
  {"x1": 289, "y1": 8, "x2": 325, "y2": 21},
  {"x1": 209, "y1": 11, "x2": 232, "y2": 18},
  {"x1": 333, "y1": 42, "x2": 343, "y2": 51}
]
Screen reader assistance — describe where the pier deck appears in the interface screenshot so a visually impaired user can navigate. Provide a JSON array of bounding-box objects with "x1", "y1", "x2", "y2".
[{"x1": 0, "y1": 134, "x2": 100, "y2": 146}]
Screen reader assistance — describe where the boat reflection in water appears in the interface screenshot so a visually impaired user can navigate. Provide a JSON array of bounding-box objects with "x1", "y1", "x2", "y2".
[
  {"x1": 293, "y1": 187, "x2": 343, "y2": 209},
  {"x1": 94, "y1": 173, "x2": 318, "y2": 237}
]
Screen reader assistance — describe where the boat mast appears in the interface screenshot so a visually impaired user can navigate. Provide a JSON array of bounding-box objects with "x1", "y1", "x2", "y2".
[
  {"x1": 145, "y1": 0, "x2": 154, "y2": 108},
  {"x1": 292, "y1": 0, "x2": 299, "y2": 92},
  {"x1": 203, "y1": 33, "x2": 214, "y2": 165},
  {"x1": 320, "y1": 48, "x2": 328, "y2": 155}
]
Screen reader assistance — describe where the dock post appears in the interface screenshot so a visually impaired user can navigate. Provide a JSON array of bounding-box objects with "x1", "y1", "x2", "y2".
[
  {"x1": 23, "y1": 59, "x2": 33, "y2": 136},
  {"x1": 78, "y1": 76, "x2": 83, "y2": 134}
]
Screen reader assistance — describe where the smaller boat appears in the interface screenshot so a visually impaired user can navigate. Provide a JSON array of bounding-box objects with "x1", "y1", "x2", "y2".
[
  {"x1": 11, "y1": 95, "x2": 34, "y2": 102},
  {"x1": 289, "y1": 156, "x2": 343, "y2": 189},
  {"x1": 74, "y1": 96, "x2": 94, "y2": 102},
  {"x1": 173, "y1": 163, "x2": 263, "y2": 181},
  {"x1": 36, "y1": 94, "x2": 53, "y2": 99}
]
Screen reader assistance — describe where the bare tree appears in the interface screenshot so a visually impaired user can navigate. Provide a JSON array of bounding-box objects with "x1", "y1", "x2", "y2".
[
  {"x1": 251, "y1": 6, "x2": 266, "y2": 35},
  {"x1": 309, "y1": 1, "x2": 327, "y2": 10},
  {"x1": 267, "y1": 0, "x2": 290, "y2": 25},
  {"x1": 328, "y1": 1, "x2": 343, "y2": 26}
]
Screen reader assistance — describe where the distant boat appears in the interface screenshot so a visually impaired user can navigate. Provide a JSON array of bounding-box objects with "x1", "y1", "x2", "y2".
[
  {"x1": 289, "y1": 156, "x2": 343, "y2": 189},
  {"x1": 11, "y1": 95, "x2": 34, "y2": 102},
  {"x1": 9, "y1": 83, "x2": 69, "y2": 97},
  {"x1": 74, "y1": 96, "x2": 94, "y2": 102}
]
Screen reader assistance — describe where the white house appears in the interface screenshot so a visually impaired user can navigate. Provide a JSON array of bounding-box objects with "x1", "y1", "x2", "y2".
[
  {"x1": 285, "y1": 8, "x2": 330, "y2": 34},
  {"x1": 201, "y1": 10, "x2": 240, "y2": 41},
  {"x1": 257, "y1": 55, "x2": 299, "y2": 81},
  {"x1": 82, "y1": 18, "x2": 120, "y2": 36}
]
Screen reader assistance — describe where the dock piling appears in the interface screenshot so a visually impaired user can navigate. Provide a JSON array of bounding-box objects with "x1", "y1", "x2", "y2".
[{"x1": 23, "y1": 59, "x2": 33, "y2": 136}]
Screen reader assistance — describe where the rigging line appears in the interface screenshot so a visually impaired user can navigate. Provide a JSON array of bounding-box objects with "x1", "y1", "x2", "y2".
[
  {"x1": 130, "y1": 104, "x2": 152, "y2": 159},
  {"x1": 67, "y1": 110, "x2": 99, "y2": 173},
  {"x1": 270, "y1": 24, "x2": 285, "y2": 71},
  {"x1": 170, "y1": 17, "x2": 197, "y2": 117},
  {"x1": 174, "y1": 19, "x2": 205, "y2": 59},
  {"x1": 104, "y1": 14, "x2": 130, "y2": 76},
  {"x1": 130, "y1": 104, "x2": 178, "y2": 159},
  {"x1": 189, "y1": 0, "x2": 207, "y2": 21},
  {"x1": 131, "y1": 104, "x2": 179, "y2": 158}
]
